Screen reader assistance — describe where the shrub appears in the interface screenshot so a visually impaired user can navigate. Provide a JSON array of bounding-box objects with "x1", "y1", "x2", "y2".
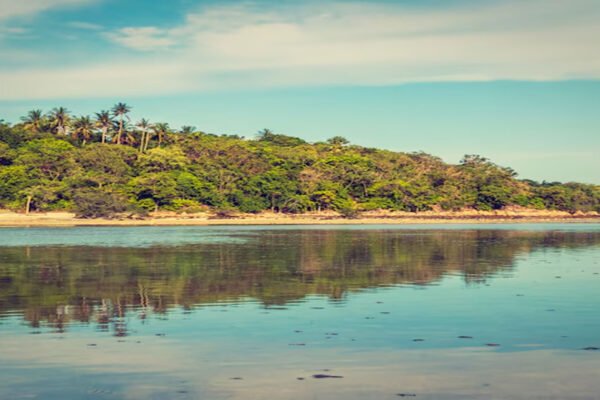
[
  {"x1": 73, "y1": 189, "x2": 129, "y2": 218},
  {"x1": 209, "y1": 206, "x2": 238, "y2": 219},
  {"x1": 162, "y1": 199, "x2": 205, "y2": 213},
  {"x1": 135, "y1": 198, "x2": 156, "y2": 212}
]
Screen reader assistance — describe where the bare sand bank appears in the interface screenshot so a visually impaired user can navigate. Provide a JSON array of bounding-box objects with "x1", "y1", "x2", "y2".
[{"x1": 0, "y1": 209, "x2": 598, "y2": 227}]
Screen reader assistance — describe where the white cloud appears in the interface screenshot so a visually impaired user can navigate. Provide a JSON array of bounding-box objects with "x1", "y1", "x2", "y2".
[
  {"x1": 0, "y1": 0, "x2": 96, "y2": 21},
  {"x1": 105, "y1": 27, "x2": 176, "y2": 51},
  {"x1": 1, "y1": 0, "x2": 600, "y2": 99}
]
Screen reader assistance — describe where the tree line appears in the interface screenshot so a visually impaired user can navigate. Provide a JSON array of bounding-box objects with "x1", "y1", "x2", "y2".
[{"x1": 0, "y1": 103, "x2": 598, "y2": 217}]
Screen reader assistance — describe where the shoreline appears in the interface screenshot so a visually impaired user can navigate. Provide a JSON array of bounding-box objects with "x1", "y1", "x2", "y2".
[{"x1": 0, "y1": 210, "x2": 599, "y2": 227}]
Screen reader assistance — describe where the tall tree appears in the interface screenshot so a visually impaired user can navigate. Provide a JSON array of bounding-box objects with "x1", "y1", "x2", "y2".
[
  {"x1": 111, "y1": 102, "x2": 131, "y2": 145},
  {"x1": 94, "y1": 110, "x2": 112, "y2": 144},
  {"x1": 72, "y1": 116, "x2": 94, "y2": 145},
  {"x1": 48, "y1": 107, "x2": 71, "y2": 136},
  {"x1": 20, "y1": 110, "x2": 45, "y2": 133},
  {"x1": 152, "y1": 122, "x2": 169, "y2": 147},
  {"x1": 136, "y1": 118, "x2": 151, "y2": 153}
]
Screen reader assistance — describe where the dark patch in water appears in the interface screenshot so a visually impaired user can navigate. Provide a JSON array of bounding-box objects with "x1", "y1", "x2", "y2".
[
  {"x1": 582, "y1": 347, "x2": 599, "y2": 351},
  {"x1": 458, "y1": 336, "x2": 473, "y2": 339},
  {"x1": 313, "y1": 374, "x2": 343, "y2": 379},
  {"x1": 412, "y1": 339, "x2": 424, "y2": 342},
  {"x1": 486, "y1": 343, "x2": 500, "y2": 347}
]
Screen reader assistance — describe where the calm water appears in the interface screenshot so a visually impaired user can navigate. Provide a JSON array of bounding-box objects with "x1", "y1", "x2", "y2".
[{"x1": 1, "y1": 224, "x2": 600, "y2": 399}]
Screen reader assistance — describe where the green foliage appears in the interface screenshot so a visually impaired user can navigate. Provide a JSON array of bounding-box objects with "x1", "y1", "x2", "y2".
[
  {"x1": 137, "y1": 147, "x2": 188, "y2": 173},
  {"x1": 127, "y1": 172, "x2": 178, "y2": 210},
  {"x1": 257, "y1": 129, "x2": 306, "y2": 147},
  {"x1": 0, "y1": 166, "x2": 28, "y2": 203},
  {"x1": 0, "y1": 106, "x2": 598, "y2": 216},
  {"x1": 162, "y1": 199, "x2": 205, "y2": 213},
  {"x1": 73, "y1": 188, "x2": 130, "y2": 218},
  {"x1": 15, "y1": 138, "x2": 76, "y2": 181}
]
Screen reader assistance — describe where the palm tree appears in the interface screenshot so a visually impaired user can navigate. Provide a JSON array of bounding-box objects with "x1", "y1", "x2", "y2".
[
  {"x1": 118, "y1": 120, "x2": 137, "y2": 146},
  {"x1": 72, "y1": 116, "x2": 94, "y2": 145},
  {"x1": 111, "y1": 102, "x2": 131, "y2": 145},
  {"x1": 94, "y1": 110, "x2": 112, "y2": 143},
  {"x1": 152, "y1": 122, "x2": 169, "y2": 147},
  {"x1": 180, "y1": 125, "x2": 196, "y2": 134},
  {"x1": 48, "y1": 107, "x2": 71, "y2": 136},
  {"x1": 20, "y1": 109, "x2": 45, "y2": 133},
  {"x1": 136, "y1": 118, "x2": 152, "y2": 152}
]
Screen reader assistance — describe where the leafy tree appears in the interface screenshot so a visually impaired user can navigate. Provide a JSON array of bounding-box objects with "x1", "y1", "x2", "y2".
[
  {"x1": 327, "y1": 136, "x2": 350, "y2": 146},
  {"x1": 137, "y1": 147, "x2": 188, "y2": 173},
  {"x1": 128, "y1": 172, "x2": 178, "y2": 211},
  {"x1": 0, "y1": 165, "x2": 28, "y2": 205},
  {"x1": 15, "y1": 138, "x2": 76, "y2": 181},
  {"x1": 73, "y1": 188, "x2": 130, "y2": 218},
  {"x1": 74, "y1": 144, "x2": 136, "y2": 188},
  {"x1": 258, "y1": 129, "x2": 306, "y2": 147}
]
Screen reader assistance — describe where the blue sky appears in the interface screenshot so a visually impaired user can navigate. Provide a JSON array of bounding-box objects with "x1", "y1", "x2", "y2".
[{"x1": 0, "y1": 0, "x2": 599, "y2": 183}]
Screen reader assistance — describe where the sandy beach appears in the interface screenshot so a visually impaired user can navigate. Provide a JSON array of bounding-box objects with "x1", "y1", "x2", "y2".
[{"x1": 0, "y1": 209, "x2": 598, "y2": 227}]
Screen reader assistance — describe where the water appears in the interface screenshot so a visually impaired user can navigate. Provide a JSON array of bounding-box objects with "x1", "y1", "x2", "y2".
[{"x1": 1, "y1": 225, "x2": 600, "y2": 399}]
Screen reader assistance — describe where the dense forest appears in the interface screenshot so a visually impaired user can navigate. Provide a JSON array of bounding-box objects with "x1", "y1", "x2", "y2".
[{"x1": 0, "y1": 103, "x2": 598, "y2": 217}]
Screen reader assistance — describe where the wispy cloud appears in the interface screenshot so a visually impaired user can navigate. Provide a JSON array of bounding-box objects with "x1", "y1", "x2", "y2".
[
  {"x1": 105, "y1": 27, "x2": 176, "y2": 51},
  {"x1": 67, "y1": 21, "x2": 102, "y2": 30},
  {"x1": 2, "y1": 0, "x2": 599, "y2": 99},
  {"x1": 0, "y1": 0, "x2": 96, "y2": 21}
]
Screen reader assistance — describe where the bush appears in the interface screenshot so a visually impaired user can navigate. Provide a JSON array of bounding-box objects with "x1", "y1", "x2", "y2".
[
  {"x1": 209, "y1": 206, "x2": 238, "y2": 219},
  {"x1": 73, "y1": 189, "x2": 130, "y2": 218},
  {"x1": 338, "y1": 206, "x2": 360, "y2": 219},
  {"x1": 162, "y1": 199, "x2": 205, "y2": 213},
  {"x1": 135, "y1": 198, "x2": 156, "y2": 212}
]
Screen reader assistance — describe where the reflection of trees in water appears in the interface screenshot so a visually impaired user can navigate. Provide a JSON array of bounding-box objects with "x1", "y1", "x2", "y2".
[{"x1": 0, "y1": 230, "x2": 599, "y2": 333}]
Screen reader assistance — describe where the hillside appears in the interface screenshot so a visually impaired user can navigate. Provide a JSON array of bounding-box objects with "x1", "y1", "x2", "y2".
[{"x1": 1, "y1": 106, "x2": 599, "y2": 218}]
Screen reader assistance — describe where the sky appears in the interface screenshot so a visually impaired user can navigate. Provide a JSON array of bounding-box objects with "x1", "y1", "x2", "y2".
[{"x1": 0, "y1": 0, "x2": 599, "y2": 183}]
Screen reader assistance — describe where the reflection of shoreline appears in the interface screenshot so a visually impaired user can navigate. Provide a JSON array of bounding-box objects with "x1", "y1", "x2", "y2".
[
  {"x1": 1, "y1": 229, "x2": 600, "y2": 332},
  {"x1": 0, "y1": 209, "x2": 599, "y2": 227}
]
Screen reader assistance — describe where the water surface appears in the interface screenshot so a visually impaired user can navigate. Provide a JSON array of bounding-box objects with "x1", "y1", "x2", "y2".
[{"x1": 1, "y1": 225, "x2": 600, "y2": 399}]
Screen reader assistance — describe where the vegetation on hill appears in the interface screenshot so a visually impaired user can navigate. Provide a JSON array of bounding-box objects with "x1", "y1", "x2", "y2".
[{"x1": 0, "y1": 104, "x2": 598, "y2": 217}]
